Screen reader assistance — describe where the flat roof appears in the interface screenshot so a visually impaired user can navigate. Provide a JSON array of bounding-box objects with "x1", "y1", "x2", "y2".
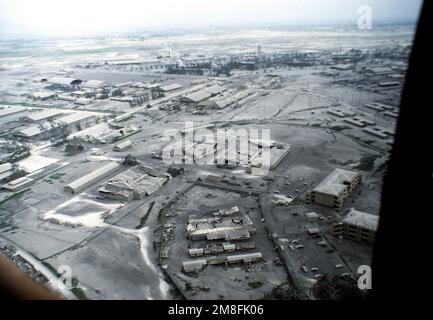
[
  {"x1": 65, "y1": 162, "x2": 121, "y2": 193},
  {"x1": 226, "y1": 252, "x2": 262, "y2": 262},
  {"x1": 158, "y1": 83, "x2": 182, "y2": 92},
  {"x1": 48, "y1": 77, "x2": 82, "y2": 86},
  {"x1": 182, "y1": 90, "x2": 212, "y2": 103},
  {"x1": 57, "y1": 112, "x2": 96, "y2": 124},
  {"x1": 204, "y1": 84, "x2": 225, "y2": 95},
  {"x1": 114, "y1": 140, "x2": 133, "y2": 149},
  {"x1": 24, "y1": 109, "x2": 64, "y2": 122},
  {"x1": 0, "y1": 163, "x2": 13, "y2": 174},
  {"x1": 18, "y1": 125, "x2": 43, "y2": 137},
  {"x1": 82, "y1": 80, "x2": 107, "y2": 89},
  {"x1": 2, "y1": 176, "x2": 34, "y2": 191},
  {"x1": 343, "y1": 209, "x2": 379, "y2": 231},
  {"x1": 313, "y1": 168, "x2": 361, "y2": 197}
]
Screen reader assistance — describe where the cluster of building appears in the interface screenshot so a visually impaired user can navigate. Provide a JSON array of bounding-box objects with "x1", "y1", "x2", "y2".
[
  {"x1": 16, "y1": 111, "x2": 100, "y2": 140},
  {"x1": 69, "y1": 122, "x2": 141, "y2": 144},
  {"x1": 327, "y1": 106, "x2": 395, "y2": 142},
  {"x1": 28, "y1": 75, "x2": 188, "y2": 109},
  {"x1": 182, "y1": 208, "x2": 263, "y2": 273},
  {"x1": 64, "y1": 162, "x2": 168, "y2": 202},
  {"x1": 98, "y1": 165, "x2": 168, "y2": 202}
]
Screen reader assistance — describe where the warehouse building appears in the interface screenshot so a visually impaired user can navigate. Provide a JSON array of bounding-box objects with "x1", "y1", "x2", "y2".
[
  {"x1": 333, "y1": 209, "x2": 378, "y2": 244},
  {"x1": 31, "y1": 91, "x2": 57, "y2": 100},
  {"x1": 113, "y1": 140, "x2": 133, "y2": 152},
  {"x1": 47, "y1": 77, "x2": 82, "y2": 87},
  {"x1": 0, "y1": 163, "x2": 14, "y2": 181},
  {"x1": 308, "y1": 168, "x2": 362, "y2": 210},
  {"x1": 16, "y1": 111, "x2": 98, "y2": 139},
  {"x1": 180, "y1": 90, "x2": 212, "y2": 103},
  {"x1": 187, "y1": 215, "x2": 255, "y2": 241},
  {"x1": 0, "y1": 106, "x2": 27, "y2": 119},
  {"x1": 182, "y1": 259, "x2": 208, "y2": 273},
  {"x1": 180, "y1": 85, "x2": 225, "y2": 104},
  {"x1": 182, "y1": 252, "x2": 263, "y2": 273},
  {"x1": 1, "y1": 176, "x2": 34, "y2": 192},
  {"x1": 156, "y1": 83, "x2": 182, "y2": 93},
  {"x1": 206, "y1": 229, "x2": 251, "y2": 241},
  {"x1": 21, "y1": 109, "x2": 64, "y2": 123},
  {"x1": 98, "y1": 165, "x2": 167, "y2": 202},
  {"x1": 364, "y1": 67, "x2": 393, "y2": 76},
  {"x1": 64, "y1": 162, "x2": 121, "y2": 194},
  {"x1": 81, "y1": 80, "x2": 108, "y2": 89},
  {"x1": 363, "y1": 127, "x2": 388, "y2": 139}
]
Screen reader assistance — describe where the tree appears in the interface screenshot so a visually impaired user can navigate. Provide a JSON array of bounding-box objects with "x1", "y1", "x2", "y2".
[
  {"x1": 123, "y1": 154, "x2": 138, "y2": 166},
  {"x1": 50, "y1": 121, "x2": 71, "y2": 146},
  {"x1": 311, "y1": 274, "x2": 366, "y2": 300}
]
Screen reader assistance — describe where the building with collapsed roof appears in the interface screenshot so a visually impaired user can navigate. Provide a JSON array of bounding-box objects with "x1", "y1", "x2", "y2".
[
  {"x1": 187, "y1": 215, "x2": 255, "y2": 241},
  {"x1": 333, "y1": 209, "x2": 378, "y2": 244},
  {"x1": 0, "y1": 106, "x2": 27, "y2": 119},
  {"x1": 98, "y1": 165, "x2": 168, "y2": 202},
  {"x1": 308, "y1": 169, "x2": 362, "y2": 210}
]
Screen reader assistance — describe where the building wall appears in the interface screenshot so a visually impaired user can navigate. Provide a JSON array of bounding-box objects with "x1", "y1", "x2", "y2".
[
  {"x1": 310, "y1": 174, "x2": 361, "y2": 209},
  {"x1": 310, "y1": 192, "x2": 336, "y2": 208},
  {"x1": 333, "y1": 223, "x2": 376, "y2": 244}
]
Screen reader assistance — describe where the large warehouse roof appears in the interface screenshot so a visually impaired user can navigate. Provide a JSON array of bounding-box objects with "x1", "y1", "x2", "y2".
[
  {"x1": 47, "y1": 77, "x2": 82, "y2": 86},
  {"x1": 158, "y1": 83, "x2": 182, "y2": 92},
  {"x1": 56, "y1": 112, "x2": 96, "y2": 125},
  {"x1": 23, "y1": 109, "x2": 64, "y2": 122},
  {"x1": 65, "y1": 162, "x2": 121, "y2": 194},
  {"x1": 204, "y1": 84, "x2": 225, "y2": 95},
  {"x1": 181, "y1": 90, "x2": 212, "y2": 103},
  {"x1": 81, "y1": 80, "x2": 107, "y2": 89}
]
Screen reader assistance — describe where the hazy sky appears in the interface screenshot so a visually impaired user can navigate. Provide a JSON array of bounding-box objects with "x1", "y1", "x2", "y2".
[{"x1": 0, "y1": 0, "x2": 423, "y2": 37}]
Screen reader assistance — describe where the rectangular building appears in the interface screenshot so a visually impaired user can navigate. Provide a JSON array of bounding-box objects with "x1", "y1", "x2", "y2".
[
  {"x1": 308, "y1": 169, "x2": 362, "y2": 210},
  {"x1": 187, "y1": 215, "x2": 255, "y2": 240},
  {"x1": 333, "y1": 209, "x2": 378, "y2": 244},
  {"x1": 1, "y1": 176, "x2": 34, "y2": 192},
  {"x1": 64, "y1": 162, "x2": 121, "y2": 194}
]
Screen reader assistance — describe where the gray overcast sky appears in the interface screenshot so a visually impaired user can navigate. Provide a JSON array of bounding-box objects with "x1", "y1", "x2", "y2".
[{"x1": 0, "y1": 0, "x2": 423, "y2": 37}]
